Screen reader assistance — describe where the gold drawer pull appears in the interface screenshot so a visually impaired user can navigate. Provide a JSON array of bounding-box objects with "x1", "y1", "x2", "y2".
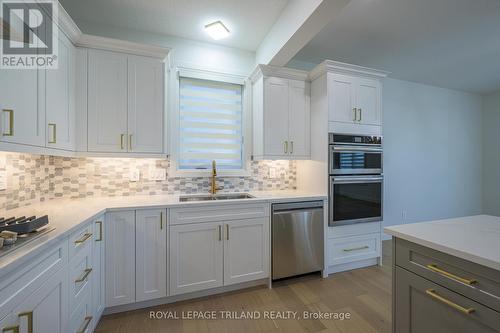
[
  {"x1": 75, "y1": 268, "x2": 92, "y2": 283},
  {"x1": 2, "y1": 326, "x2": 19, "y2": 333},
  {"x1": 48, "y1": 123, "x2": 57, "y2": 143},
  {"x1": 18, "y1": 311, "x2": 33, "y2": 333},
  {"x1": 343, "y1": 245, "x2": 369, "y2": 252},
  {"x1": 77, "y1": 316, "x2": 93, "y2": 333},
  {"x1": 425, "y1": 289, "x2": 475, "y2": 315},
  {"x1": 95, "y1": 221, "x2": 103, "y2": 242},
  {"x1": 2, "y1": 109, "x2": 14, "y2": 136},
  {"x1": 426, "y1": 264, "x2": 477, "y2": 285},
  {"x1": 74, "y1": 233, "x2": 92, "y2": 244}
]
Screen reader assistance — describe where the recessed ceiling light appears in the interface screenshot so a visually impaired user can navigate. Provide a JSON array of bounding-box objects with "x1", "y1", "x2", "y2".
[{"x1": 204, "y1": 20, "x2": 230, "y2": 40}]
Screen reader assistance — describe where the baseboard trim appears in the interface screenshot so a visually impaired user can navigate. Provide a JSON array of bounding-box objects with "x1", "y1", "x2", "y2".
[
  {"x1": 103, "y1": 278, "x2": 268, "y2": 315},
  {"x1": 327, "y1": 258, "x2": 378, "y2": 274}
]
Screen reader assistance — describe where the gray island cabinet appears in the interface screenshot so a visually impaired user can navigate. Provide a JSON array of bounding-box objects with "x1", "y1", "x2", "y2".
[{"x1": 385, "y1": 215, "x2": 500, "y2": 333}]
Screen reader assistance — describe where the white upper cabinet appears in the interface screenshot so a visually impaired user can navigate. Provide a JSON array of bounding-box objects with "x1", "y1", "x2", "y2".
[
  {"x1": 87, "y1": 49, "x2": 128, "y2": 153},
  {"x1": 311, "y1": 60, "x2": 387, "y2": 136},
  {"x1": 251, "y1": 65, "x2": 310, "y2": 160},
  {"x1": 87, "y1": 50, "x2": 165, "y2": 154},
  {"x1": 127, "y1": 56, "x2": 164, "y2": 153},
  {"x1": 0, "y1": 56, "x2": 45, "y2": 147},
  {"x1": 46, "y1": 32, "x2": 76, "y2": 151}
]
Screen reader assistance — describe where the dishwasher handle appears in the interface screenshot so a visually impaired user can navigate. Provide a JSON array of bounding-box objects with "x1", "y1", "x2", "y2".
[{"x1": 272, "y1": 201, "x2": 324, "y2": 213}]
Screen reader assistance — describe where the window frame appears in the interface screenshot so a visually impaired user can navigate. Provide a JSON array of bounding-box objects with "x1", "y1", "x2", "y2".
[{"x1": 169, "y1": 66, "x2": 252, "y2": 177}]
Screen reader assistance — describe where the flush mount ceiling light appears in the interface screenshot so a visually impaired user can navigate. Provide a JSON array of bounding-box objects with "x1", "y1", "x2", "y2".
[{"x1": 204, "y1": 20, "x2": 230, "y2": 40}]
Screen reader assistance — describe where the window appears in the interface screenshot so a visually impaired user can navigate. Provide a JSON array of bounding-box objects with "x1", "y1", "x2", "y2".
[{"x1": 178, "y1": 77, "x2": 244, "y2": 171}]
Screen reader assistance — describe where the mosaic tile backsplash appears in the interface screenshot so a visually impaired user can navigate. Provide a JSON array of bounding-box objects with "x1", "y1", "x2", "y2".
[{"x1": 0, "y1": 153, "x2": 296, "y2": 211}]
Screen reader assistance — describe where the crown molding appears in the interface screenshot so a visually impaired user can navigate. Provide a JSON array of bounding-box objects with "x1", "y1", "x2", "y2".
[
  {"x1": 57, "y1": 1, "x2": 82, "y2": 44},
  {"x1": 249, "y1": 64, "x2": 309, "y2": 83},
  {"x1": 76, "y1": 34, "x2": 171, "y2": 59},
  {"x1": 309, "y1": 60, "x2": 390, "y2": 81}
]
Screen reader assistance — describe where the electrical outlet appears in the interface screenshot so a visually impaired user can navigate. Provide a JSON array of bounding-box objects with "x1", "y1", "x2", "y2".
[
  {"x1": 151, "y1": 169, "x2": 166, "y2": 181},
  {"x1": 268, "y1": 167, "x2": 277, "y2": 179},
  {"x1": 129, "y1": 169, "x2": 140, "y2": 182},
  {"x1": 0, "y1": 170, "x2": 6, "y2": 191}
]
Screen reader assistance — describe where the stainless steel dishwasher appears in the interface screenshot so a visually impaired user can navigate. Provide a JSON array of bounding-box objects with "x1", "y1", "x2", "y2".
[{"x1": 272, "y1": 201, "x2": 324, "y2": 280}]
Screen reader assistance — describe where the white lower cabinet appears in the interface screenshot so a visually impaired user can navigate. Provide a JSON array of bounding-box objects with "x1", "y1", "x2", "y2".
[
  {"x1": 169, "y1": 212, "x2": 270, "y2": 295},
  {"x1": 91, "y1": 216, "x2": 105, "y2": 330},
  {"x1": 169, "y1": 222, "x2": 224, "y2": 295},
  {"x1": 135, "y1": 209, "x2": 167, "y2": 302},
  {"x1": 14, "y1": 266, "x2": 69, "y2": 333},
  {"x1": 105, "y1": 211, "x2": 136, "y2": 307},
  {"x1": 224, "y1": 218, "x2": 269, "y2": 286}
]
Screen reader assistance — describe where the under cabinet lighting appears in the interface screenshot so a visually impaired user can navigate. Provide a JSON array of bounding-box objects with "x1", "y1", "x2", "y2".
[{"x1": 204, "y1": 20, "x2": 230, "y2": 40}]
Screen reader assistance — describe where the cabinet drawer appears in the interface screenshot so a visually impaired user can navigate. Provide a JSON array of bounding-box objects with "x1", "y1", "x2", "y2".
[
  {"x1": 395, "y1": 267, "x2": 500, "y2": 333},
  {"x1": 328, "y1": 221, "x2": 381, "y2": 239},
  {"x1": 170, "y1": 203, "x2": 269, "y2": 225},
  {"x1": 0, "y1": 241, "x2": 68, "y2": 319},
  {"x1": 69, "y1": 292, "x2": 93, "y2": 333},
  {"x1": 69, "y1": 241, "x2": 93, "y2": 316},
  {"x1": 395, "y1": 238, "x2": 500, "y2": 312},
  {"x1": 328, "y1": 233, "x2": 380, "y2": 266},
  {"x1": 69, "y1": 222, "x2": 94, "y2": 258}
]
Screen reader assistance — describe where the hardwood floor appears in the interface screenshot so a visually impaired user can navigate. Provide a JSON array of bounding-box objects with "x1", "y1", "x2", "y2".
[{"x1": 95, "y1": 241, "x2": 392, "y2": 333}]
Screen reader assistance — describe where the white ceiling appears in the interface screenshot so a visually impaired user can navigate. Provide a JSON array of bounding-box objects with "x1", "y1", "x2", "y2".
[
  {"x1": 59, "y1": 0, "x2": 288, "y2": 51},
  {"x1": 291, "y1": 0, "x2": 500, "y2": 94}
]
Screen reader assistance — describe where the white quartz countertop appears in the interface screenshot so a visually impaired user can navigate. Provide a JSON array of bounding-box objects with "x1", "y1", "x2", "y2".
[
  {"x1": 0, "y1": 190, "x2": 327, "y2": 276},
  {"x1": 384, "y1": 215, "x2": 500, "y2": 271}
]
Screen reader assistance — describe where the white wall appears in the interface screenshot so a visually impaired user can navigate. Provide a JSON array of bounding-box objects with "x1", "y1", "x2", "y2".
[
  {"x1": 78, "y1": 21, "x2": 256, "y2": 76},
  {"x1": 382, "y1": 78, "x2": 483, "y2": 235},
  {"x1": 482, "y1": 91, "x2": 500, "y2": 216}
]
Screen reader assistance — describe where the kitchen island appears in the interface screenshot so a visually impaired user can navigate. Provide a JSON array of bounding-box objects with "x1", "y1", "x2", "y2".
[{"x1": 384, "y1": 215, "x2": 500, "y2": 333}]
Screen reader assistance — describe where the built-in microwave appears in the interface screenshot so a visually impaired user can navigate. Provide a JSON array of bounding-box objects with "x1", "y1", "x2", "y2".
[{"x1": 329, "y1": 133, "x2": 382, "y2": 175}]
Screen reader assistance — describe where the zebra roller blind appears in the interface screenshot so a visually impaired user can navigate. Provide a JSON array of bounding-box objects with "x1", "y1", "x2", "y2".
[{"x1": 179, "y1": 77, "x2": 243, "y2": 170}]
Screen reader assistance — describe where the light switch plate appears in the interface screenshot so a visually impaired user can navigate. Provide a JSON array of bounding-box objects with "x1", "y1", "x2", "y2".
[
  {"x1": 268, "y1": 167, "x2": 277, "y2": 179},
  {"x1": 129, "y1": 169, "x2": 140, "y2": 182},
  {"x1": 151, "y1": 169, "x2": 166, "y2": 181},
  {"x1": 0, "y1": 170, "x2": 6, "y2": 191}
]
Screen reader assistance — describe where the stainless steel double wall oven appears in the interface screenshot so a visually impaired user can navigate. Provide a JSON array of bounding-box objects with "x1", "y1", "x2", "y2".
[{"x1": 329, "y1": 134, "x2": 383, "y2": 226}]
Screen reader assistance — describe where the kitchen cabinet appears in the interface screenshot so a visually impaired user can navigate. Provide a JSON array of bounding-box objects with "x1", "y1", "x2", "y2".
[
  {"x1": 46, "y1": 31, "x2": 76, "y2": 151},
  {"x1": 13, "y1": 266, "x2": 69, "y2": 333},
  {"x1": 87, "y1": 49, "x2": 128, "y2": 153},
  {"x1": 224, "y1": 218, "x2": 269, "y2": 285},
  {"x1": 105, "y1": 210, "x2": 136, "y2": 307},
  {"x1": 135, "y1": 209, "x2": 167, "y2": 302},
  {"x1": 87, "y1": 49, "x2": 164, "y2": 153},
  {"x1": 251, "y1": 65, "x2": 310, "y2": 160},
  {"x1": 92, "y1": 215, "x2": 105, "y2": 330},
  {"x1": 328, "y1": 73, "x2": 381, "y2": 127},
  {"x1": 127, "y1": 56, "x2": 164, "y2": 153},
  {"x1": 0, "y1": 56, "x2": 45, "y2": 147},
  {"x1": 169, "y1": 222, "x2": 224, "y2": 295}
]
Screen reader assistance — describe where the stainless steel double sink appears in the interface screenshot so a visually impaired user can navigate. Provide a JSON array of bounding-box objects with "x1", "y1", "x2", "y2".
[{"x1": 179, "y1": 193, "x2": 255, "y2": 202}]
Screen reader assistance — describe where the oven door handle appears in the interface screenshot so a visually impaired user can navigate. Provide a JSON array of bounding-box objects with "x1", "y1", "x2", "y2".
[
  {"x1": 332, "y1": 176, "x2": 384, "y2": 184},
  {"x1": 332, "y1": 145, "x2": 383, "y2": 153}
]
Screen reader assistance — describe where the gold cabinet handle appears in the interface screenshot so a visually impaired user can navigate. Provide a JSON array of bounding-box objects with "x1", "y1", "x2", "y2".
[
  {"x1": 353, "y1": 108, "x2": 357, "y2": 121},
  {"x1": 290, "y1": 141, "x2": 294, "y2": 154},
  {"x1": 218, "y1": 225, "x2": 222, "y2": 241},
  {"x1": 425, "y1": 289, "x2": 475, "y2": 315},
  {"x1": 343, "y1": 245, "x2": 369, "y2": 252},
  {"x1": 426, "y1": 264, "x2": 477, "y2": 285},
  {"x1": 160, "y1": 212, "x2": 164, "y2": 230},
  {"x1": 74, "y1": 233, "x2": 92, "y2": 244},
  {"x1": 226, "y1": 224, "x2": 229, "y2": 240},
  {"x1": 95, "y1": 221, "x2": 103, "y2": 242},
  {"x1": 2, "y1": 326, "x2": 19, "y2": 333},
  {"x1": 48, "y1": 123, "x2": 56, "y2": 143},
  {"x1": 76, "y1": 316, "x2": 93, "y2": 333},
  {"x1": 18, "y1": 311, "x2": 33, "y2": 333},
  {"x1": 75, "y1": 268, "x2": 92, "y2": 283},
  {"x1": 284, "y1": 141, "x2": 288, "y2": 154},
  {"x1": 359, "y1": 108, "x2": 362, "y2": 121},
  {"x1": 2, "y1": 109, "x2": 14, "y2": 136},
  {"x1": 120, "y1": 134, "x2": 125, "y2": 150},
  {"x1": 129, "y1": 134, "x2": 133, "y2": 150}
]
